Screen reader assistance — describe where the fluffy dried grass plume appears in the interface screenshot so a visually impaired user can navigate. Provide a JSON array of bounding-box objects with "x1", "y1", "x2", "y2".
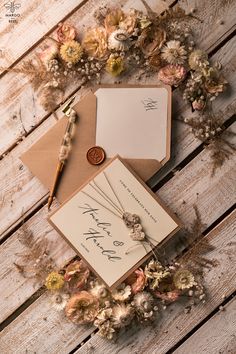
[{"x1": 14, "y1": 221, "x2": 55, "y2": 285}]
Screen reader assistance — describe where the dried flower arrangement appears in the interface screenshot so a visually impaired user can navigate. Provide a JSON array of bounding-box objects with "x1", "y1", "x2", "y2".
[
  {"x1": 14, "y1": 210, "x2": 208, "y2": 340},
  {"x1": 4, "y1": 3, "x2": 232, "y2": 173},
  {"x1": 43, "y1": 257, "x2": 205, "y2": 340}
]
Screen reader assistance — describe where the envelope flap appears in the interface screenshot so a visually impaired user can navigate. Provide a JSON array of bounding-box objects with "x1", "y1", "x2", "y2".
[{"x1": 21, "y1": 92, "x2": 98, "y2": 202}]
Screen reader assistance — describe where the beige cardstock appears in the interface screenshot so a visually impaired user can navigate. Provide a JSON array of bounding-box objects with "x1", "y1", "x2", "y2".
[
  {"x1": 48, "y1": 156, "x2": 181, "y2": 290},
  {"x1": 20, "y1": 85, "x2": 172, "y2": 204}
]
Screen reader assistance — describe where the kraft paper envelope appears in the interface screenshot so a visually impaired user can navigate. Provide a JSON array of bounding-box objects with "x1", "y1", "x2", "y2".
[{"x1": 21, "y1": 85, "x2": 171, "y2": 204}]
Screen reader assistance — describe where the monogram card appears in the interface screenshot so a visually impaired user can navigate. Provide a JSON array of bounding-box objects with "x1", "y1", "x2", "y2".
[
  {"x1": 49, "y1": 157, "x2": 180, "y2": 289},
  {"x1": 95, "y1": 87, "x2": 170, "y2": 162}
]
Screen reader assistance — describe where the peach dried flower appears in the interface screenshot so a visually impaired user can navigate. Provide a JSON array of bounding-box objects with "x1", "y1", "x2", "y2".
[
  {"x1": 119, "y1": 10, "x2": 138, "y2": 34},
  {"x1": 57, "y1": 23, "x2": 76, "y2": 43},
  {"x1": 64, "y1": 260, "x2": 90, "y2": 291},
  {"x1": 65, "y1": 291, "x2": 99, "y2": 324},
  {"x1": 192, "y1": 99, "x2": 206, "y2": 111},
  {"x1": 154, "y1": 289, "x2": 181, "y2": 302},
  {"x1": 137, "y1": 26, "x2": 166, "y2": 57},
  {"x1": 38, "y1": 39, "x2": 59, "y2": 66},
  {"x1": 104, "y1": 8, "x2": 125, "y2": 34},
  {"x1": 126, "y1": 268, "x2": 146, "y2": 294},
  {"x1": 82, "y1": 27, "x2": 108, "y2": 60},
  {"x1": 158, "y1": 64, "x2": 186, "y2": 86}
]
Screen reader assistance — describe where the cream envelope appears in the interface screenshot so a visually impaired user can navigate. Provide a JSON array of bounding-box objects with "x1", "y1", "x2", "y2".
[{"x1": 21, "y1": 85, "x2": 171, "y2": 204}]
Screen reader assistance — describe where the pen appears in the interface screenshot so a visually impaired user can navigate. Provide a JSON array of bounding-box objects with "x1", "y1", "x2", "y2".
[{"x1": 48, "y1": 97, "x2": 77, "y2": 210}]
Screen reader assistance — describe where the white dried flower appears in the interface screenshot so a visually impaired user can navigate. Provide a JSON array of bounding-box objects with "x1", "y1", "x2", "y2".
[
  {"x1": 112, "y1": 283, "x2": 131, "y2": 302},
  {"x1": 98, "y1": 321, "x2": 115, "y2": 340},
  {"x1": 50, "y1": 292, "x2": 69, "y2": 311},
  {"x1": 94, "y1": 308, "x2": 112, "y2": 327},
  {"x1": 161, "y1": 40, "x2": 187, "y2": 65},
  {"x1": 108, "y1": 29, "x2": 131, "y2": 51},
  {"x1": 173, "y1": 269, "x2": 195, "y2": 290},
  {"x1": 112, "y1": 304, "x2": 134, "y2": 328},
  {"x1": 188, "y1": 50, "x2": 209, "y2": 70},
  {"x1": 145, "y1": 259, "x2": 171, "y2": 289},
  {"x1": 90, "y1": 280, "x2": 109, "y2": 300},
  {"x1": 133, "y1": 291, "x2": 154, "y2": 313}
]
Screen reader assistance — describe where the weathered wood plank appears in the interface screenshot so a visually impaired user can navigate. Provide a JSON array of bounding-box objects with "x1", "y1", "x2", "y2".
[
  {"x1": 0, "y1": 123, "x2": 235, "y2": 348},
  {"x1": 0, "y1": 0, "x2": 235, "y2": 157},
  {"x1": 1, "y1": 199, "x2": 235, "y2": 353},
  {"x1": 0, "y1": 0, "x2": 86, "y2": 72},
  {"x1": 174, "y1": 296, "x2": 236, "y2": 354},
  {"x1": 0, "y1": 203, "x2": 75, "y2": 324},
  {"x1": 74, "y1": 209, "x2": 236, "y2": 354},
  {"x1": 158, "y1": 122, "x2": 236, "y2": 230},
  {"x1": 179, "y1": 0, "x2": 236, "y2": 52},
  {"x1": 1, "y1": 34, "x2": 236, "y2": 240},
  {"x1": 0, "y1": 116, "x2": 54, "y2": 238},
  {"x1": 0, "y1": 292, "x2": 94, "y2": 354}
]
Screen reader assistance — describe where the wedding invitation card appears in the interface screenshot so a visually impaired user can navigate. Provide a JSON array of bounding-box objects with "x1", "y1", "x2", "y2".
[{"x1": 49, "y1": 157, "x2": 180, "y2": 289}]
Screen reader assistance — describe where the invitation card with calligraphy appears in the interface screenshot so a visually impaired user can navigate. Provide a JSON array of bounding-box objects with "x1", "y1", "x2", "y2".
[{"x1": 49, "y1": 157, "x2": 181, "y2": 289}]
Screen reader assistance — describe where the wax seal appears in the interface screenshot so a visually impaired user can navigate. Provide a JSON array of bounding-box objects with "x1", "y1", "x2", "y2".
[{"x1": 87, "y1": 146, "x2": 106, "y2": 165}]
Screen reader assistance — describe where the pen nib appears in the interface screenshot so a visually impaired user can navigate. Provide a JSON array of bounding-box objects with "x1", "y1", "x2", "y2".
[{"x1": 48, "y1": 196, "x2": 53, "y2": 210}]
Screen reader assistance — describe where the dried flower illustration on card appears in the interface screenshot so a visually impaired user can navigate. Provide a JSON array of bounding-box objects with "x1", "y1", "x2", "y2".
[{"x1": 49, "y1": 157, "x2": 180, "y2": 289}]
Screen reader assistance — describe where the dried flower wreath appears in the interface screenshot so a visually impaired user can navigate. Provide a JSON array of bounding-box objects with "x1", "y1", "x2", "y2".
[
  {"x1": 5, "y1": 3, "x2": 234, "y2": 174},
  {"x1": 11, "y1": 2, "x2": 234, "y2": 341}
]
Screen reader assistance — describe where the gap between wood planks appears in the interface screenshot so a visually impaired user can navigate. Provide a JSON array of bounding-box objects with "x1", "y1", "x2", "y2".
[
  {"x1": 1, "y1": 34, "x2": 235, "y2": 268},
  {"x1": 0, "y1": 122, "x2": 235, "y2": 329},
  {"x1": 0, "y1": 0, "x2": 178, "y2": 80},
  {"x1": 72, "y1": 293, "x2": 236, "y2": 354},
  {"x1": 168, "y1": 293, "x2": 236, "y2": 353},
  {"x1": 150, "y1": 113, "x2": 236, "y2": 191},
  {"x1": 0, "y1": 2, "x2": 235, "y2": 351}
]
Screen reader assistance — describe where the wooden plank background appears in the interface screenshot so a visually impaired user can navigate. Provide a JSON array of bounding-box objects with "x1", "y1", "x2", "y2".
[
  {"x1": 0, "y1": 0, "x2": 235, "y2": 353},
  {"x1": 174, "y1": 296, "x2": 236, "y2": 354}
]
